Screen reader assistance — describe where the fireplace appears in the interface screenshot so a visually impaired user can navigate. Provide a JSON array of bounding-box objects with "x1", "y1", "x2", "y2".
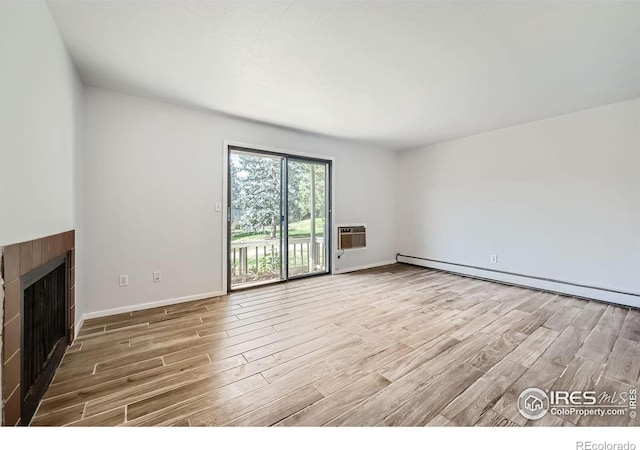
[
  {"x1": 1, "y1": 230, "x2": 75, "y2": 426},
  {"x1": 20, "y1": 254, "x2": 69, "y2": 425}
]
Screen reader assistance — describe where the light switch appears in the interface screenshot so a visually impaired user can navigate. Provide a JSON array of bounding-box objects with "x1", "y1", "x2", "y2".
[{"x1": 215, "y1": 202, "x2": 222, "y2": 212}]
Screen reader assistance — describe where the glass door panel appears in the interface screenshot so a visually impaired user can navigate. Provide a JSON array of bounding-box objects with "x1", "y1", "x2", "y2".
[
  {"x1": 287, "y1": 159, "x2": 329, "y2": 278},
  {"x1": 229, "y1": 150, "x2": 284, "y2": 289}
]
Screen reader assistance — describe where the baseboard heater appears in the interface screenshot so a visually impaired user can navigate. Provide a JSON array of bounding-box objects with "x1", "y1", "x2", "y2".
[{"x1": 396, "y1": 254, "x2": 640, "y2": 309}]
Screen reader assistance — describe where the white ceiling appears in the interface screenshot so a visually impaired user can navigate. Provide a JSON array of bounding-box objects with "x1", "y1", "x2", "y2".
[{"x1": 47, "y1": 1, "x2": 640, "y2": 150}]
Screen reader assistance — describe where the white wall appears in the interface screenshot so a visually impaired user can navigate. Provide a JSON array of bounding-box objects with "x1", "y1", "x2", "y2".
[
  {"x1": 397, "y1": 98, "x2": 640, "y2": 306},
  {"x1": 82, "y1": 87, "x2": 397, "y2": 317},
  {"x1": 0, "y1": 1, "x2": 82, "y2": 247},
  {"x1": 72, "y1": 69, "x2": 85, "y2": 332}
]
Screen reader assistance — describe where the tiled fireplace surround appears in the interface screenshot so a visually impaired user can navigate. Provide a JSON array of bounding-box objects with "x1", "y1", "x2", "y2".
[{"x1": 1, "y1": 230, "x2": 76, "y2": 426}]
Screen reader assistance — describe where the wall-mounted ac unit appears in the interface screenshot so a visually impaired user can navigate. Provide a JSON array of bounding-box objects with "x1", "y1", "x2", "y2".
[{"x1": 338, "y1": 226, "x2": 366, "y2": 250}]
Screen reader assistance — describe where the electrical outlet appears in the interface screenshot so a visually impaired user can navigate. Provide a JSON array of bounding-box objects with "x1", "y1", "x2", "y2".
[
  {"x1": 153, "y1": 271, "x2": 161, "y2": 283},
  {"x1": 119, "y1": 274, "x2": 129, "y2": 287},
  {"x1": 490, "y1": 254, "x2": 498, "y2": 263}
]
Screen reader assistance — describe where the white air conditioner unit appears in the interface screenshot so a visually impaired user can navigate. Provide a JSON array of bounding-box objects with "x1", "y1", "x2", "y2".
[{"x1": 337, "y1": 226, "x2": 366, "y2": 250}]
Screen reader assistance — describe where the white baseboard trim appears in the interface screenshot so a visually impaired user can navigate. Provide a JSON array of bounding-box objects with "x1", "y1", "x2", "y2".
[
  {"x1": 398, "y1": 255, "x2": 640, "y2": 309},
  {"x1": 333, "y1": 260, "x2": 397, "y2": 275},
  {"x1": 82, "y1": 290, "x2": 227, "y2": 321},
  {"x1": 74, "y1": 316, "x2": 84, "y2": 339}
]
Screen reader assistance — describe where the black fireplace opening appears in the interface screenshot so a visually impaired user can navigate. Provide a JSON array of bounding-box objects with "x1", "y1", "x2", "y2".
[{"x1": 21, "y1": 253, "x2": 69, "y2": 425}]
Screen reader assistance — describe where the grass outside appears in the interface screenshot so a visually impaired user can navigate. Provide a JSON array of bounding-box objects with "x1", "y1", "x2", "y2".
[{"x1": 231, "y1": 218, "x2": 325, "y2": 242}]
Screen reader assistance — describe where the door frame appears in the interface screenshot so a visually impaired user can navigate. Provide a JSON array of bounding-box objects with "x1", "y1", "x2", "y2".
[{"x1": 223, "y1": 140, "x2": 335, "y2": 293}]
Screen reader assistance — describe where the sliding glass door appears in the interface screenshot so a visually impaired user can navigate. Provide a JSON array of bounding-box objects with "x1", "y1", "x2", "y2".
[
  {"x1": 287, "y1": 159, "x2": 329, "y2": 278},
  {"x1": 229, "y1": 150, "x2": 285, "y2": 288},
  {"x1": 228, "y1": 147, "x2": 330, "y2": 290}
]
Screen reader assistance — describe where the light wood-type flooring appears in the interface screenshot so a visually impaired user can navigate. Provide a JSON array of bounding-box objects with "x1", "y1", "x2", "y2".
[{"x1": 31, "y1": 264, "x2": 640, "y2": 426}]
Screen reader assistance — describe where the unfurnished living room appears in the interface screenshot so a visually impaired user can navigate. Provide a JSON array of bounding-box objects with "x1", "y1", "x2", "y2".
[{"x1": 0, "y1": 0, "x2": 639, "y2": 446}]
